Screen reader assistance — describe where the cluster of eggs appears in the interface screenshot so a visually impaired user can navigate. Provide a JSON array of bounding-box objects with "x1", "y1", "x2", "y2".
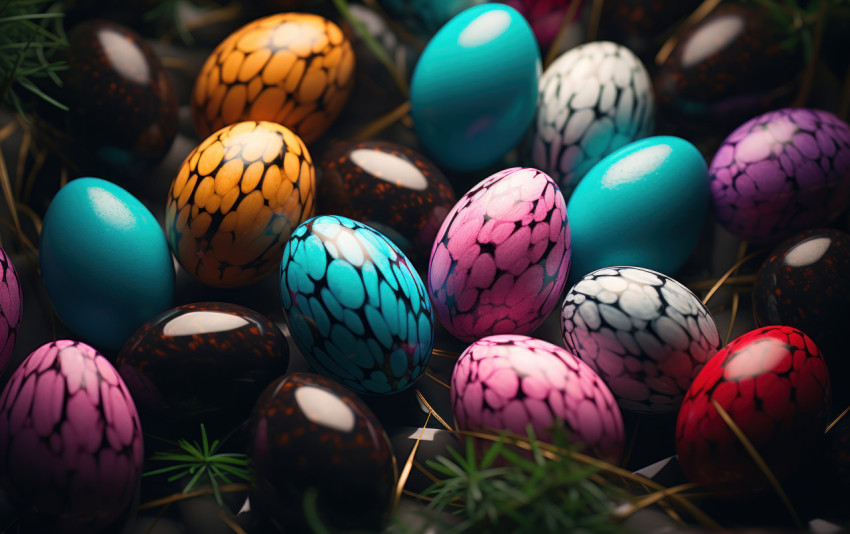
[{"x1": 0, "y1": 0, "x2": 848, "y2": 531}]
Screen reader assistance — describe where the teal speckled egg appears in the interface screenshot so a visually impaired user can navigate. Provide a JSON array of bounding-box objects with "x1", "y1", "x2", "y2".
[
  {"x1": 410, "y1": 4, "x2": 540, "y2": 172},
  {"x1": 40, "y1": 178, "x2": 175, "y2": 351},
  {"x1": 566, "y1": 136, "x2": 709, "y2": 280}
]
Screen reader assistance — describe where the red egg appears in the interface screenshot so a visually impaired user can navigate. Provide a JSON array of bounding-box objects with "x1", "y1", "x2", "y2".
[{"x1": 675, "y1": 326, "x2": 830, "y2": 489}]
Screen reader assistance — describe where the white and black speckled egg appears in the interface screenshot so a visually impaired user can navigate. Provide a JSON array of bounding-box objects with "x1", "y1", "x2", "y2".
[
  {"x1": 530, "y1": 41, "x2": 654, "y2": 194},
  {"x1": 561, "y1": 266, "x2": 720, "y2": 414}
]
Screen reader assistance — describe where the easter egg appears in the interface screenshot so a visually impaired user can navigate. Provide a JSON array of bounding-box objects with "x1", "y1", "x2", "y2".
[
  {"x1": 566, "y1": 136, "x2": 709, "y2": 281},
  {"x1": 501, "y1": 0, "x2": 585, "y2": 51},
  {"x1": 410, "y1": 4, "x2": 540, "y2": 171},
  {"x1": 40, "y1": 178, "x2": 175, "y2": 351},
  {"x1": 451, "y1": 334, "x2": 624, "y2": 462},
  {"x1": 428, "y1": 167, "x2": 570, "y2": 342},
  {"x1": 116, "y1": 302, "x2": 289, "y2": 430},
  {"x1": 676, "y1": 326, "x2": 830, "y2": 488},
  {"x1": 530, "y1": 41, "x2": 654, "y2": 194},
  {"x1": 561, "y1": 266, "x2": 720, "y2": 413},
  {"x1": 249, "y1": 372, "x2": 396, "y2": 532},
  {"x1": 375, "y1": 0, "x2": 483, "y2": 38},
  {"x1": 318, "y1": 140, "x2": 456, "y2": 266},
  {"x1": 192, "y1": 13, "x2": 355, "y2": 144},
  {"x1": 65, "y1": 19, "x2": 178, "y2": 173},
  {"x1": 0, "y1": 340, "x2": 144, "y2": 533},
  {"x1": 654, "y1": 4, "x2": 801, "y2": 122},
  {"x1": 280, "y1": 215, "x2": 433, "y2": 395},
  {"x1": 709, "y1": 108, "x2": 850, "y2": 243},
  {"x1": 753, "y1": 228, "x2": 850, "y2": 406},
  {"x1": 166, "y1": 121, "x2": 315, "y2": 288},
  {"x1": 0, "y1": 247, "x2": 22, "y2": 374}
]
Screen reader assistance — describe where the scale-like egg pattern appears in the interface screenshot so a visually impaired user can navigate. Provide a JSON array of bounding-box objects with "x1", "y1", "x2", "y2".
[
  {"x1": 280, "y1": 215, "x2": 433, "y2": 395},
  {"x1": 166, "y1": 121, "x2": 315, "y2": 287},
  {"x1": 710, "y1": 108, "x2": 850, "y2": 243},
  {"x1": 0, "y1": 247, "x2": 22, "y2": 374},
  {"x1": 530, "y1": 41, "x2": 654, "y2": 194},
  {"x1": 429, "y1": 168, "x2": 570, "y2": 342},
  {"x1": 451, "y1": 334, "x2": 625, "y2": 462},
  {"x1": 676, "y1": 326, "x2": 830, "y2": 488},
  {"x1": 561, "y1": 267, "x2": 721, "y2": 414},
  {"x1": 192, "y1": 13, "x2": 355, "y2": 144},
  {"x1": 0, "y1": 340, "x2": 144, "y2": 532}
]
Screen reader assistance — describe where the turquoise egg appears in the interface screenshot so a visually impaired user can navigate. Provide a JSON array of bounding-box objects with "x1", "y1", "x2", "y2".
[
  {"x1": 280, "y1": 215, "x2": 434, "y2": 395},
  {"x1": 410, "y1": 4, "x2": 540, "y2": 172},
  {"x1": 566, "y1": 136, "x2": 709, "y2": 280},
  {"x1": 40, "y1": 178, "x2": 175, "y2": 351}
]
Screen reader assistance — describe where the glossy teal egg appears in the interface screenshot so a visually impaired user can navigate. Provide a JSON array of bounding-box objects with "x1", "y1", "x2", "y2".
[
  {"x1": 566, "y1": 136, "x2": 709, "y2": 280},
  {"x1": 40, "y1": 177, "x2": 175, "y2": 351},
  {"x1": 410, "y1": 4, "x2": 540, "y2": 172}
]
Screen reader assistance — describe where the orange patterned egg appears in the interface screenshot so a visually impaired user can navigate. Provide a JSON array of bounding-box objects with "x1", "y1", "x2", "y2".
[
  {"x1": 191, "y1": 13, "x2": 355, "y2": 144},
  {"x1": 166, "y1": 121, "x2": 315, "y2": 287}
]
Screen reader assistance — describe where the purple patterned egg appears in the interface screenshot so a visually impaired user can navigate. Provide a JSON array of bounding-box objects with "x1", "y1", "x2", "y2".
[
  {"x1": 428, "y1": 168, "x2": 570, "y2": 342},
  {"x1": 0, "y1": 246, "x2": 22, "y2": 374},
  {"x1": 451, "y1": 334, "x2": 624, "y2": 462},
  {"x1": 561, "y1": 267, "x2": 721, "y2": 414},
  {"x1": 0, "y1": 340, "x2": 144, "y2": 533},
  {"x1": 710, "y1": 108, "x2": 850, "y2": 243}
]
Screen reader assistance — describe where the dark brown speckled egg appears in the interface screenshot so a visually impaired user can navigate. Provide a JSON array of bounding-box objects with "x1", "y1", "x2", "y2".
[
  {"x1": 318, "y1": 140, "x2": 456, "y2": 267},
  {"x1": 249, "y1": 372, "x2": 397, "y2": 532},
  {"x1": 116, "y1": 302, "x2": 289, "y2": 431},
  {"x1": 65, "y1": 19, "x2": 178, "y2": 174}
]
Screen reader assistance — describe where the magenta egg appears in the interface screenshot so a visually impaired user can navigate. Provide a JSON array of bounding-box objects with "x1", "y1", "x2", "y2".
[
  {"x1": 451, "y1": 334, "x2": 624, "y2": 462},
  {"x1": 710, "y1": 108, "x2": 850, "y2": 243},
  {"x1": 0, "y1": 246, "x2": 22, "y2": 374},
  {"x1": 428, "y1": 167, "x2": 571, "y2": 342},
  {"x1": 0, "y1": 340, "x2": 144, "y2": 533}
]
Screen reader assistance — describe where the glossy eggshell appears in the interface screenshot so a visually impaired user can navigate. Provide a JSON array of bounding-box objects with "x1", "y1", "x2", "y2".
[
  {"x1": 410, "y1": 4, "x2": 540, "y2": 171},
  {"x1": 249, "y1": 372, "x2": 397, "y2": 532},
  {"x1": 0, "y1": 340, "x2": 144, "y2": 533},
  {"x1": 531, "y1": 41, "x2": 654, "y2": 194},
  {"x1": 428, "y1": 167, "x2": 570, "y2": 342},
  {"x1": 192, "y1": 13, "x2": 355, "y2": 144},
  {"x1": 0, "y1": 247, "x2": 22, "y2": 374},
  {"x1": 166, "y1": 121, "x2": 315, "y2": 288},
  {"x1": 709, "y1": 108, "x2": 850, "y2": 243},
  {"x1": 753, "y1": 228, "x2": 850, "y2": 405},
  {"x1": 40, "y1": 178, "x2": 175, "y2": 351},
  {"x1": 115, "y1": 302, "x2": 289, "y2": 430},
  {"x1": 566, "y1": 136, "x2": 709, "y2": 281},
  {"x1": 676, "y1": 326, "x2": 830, "y2": 488},
  {"x1": 562, "y1": 267, "x2": 720, "y2": 413},
  {"x1": 65, "y1": 19, "x2": 178, "y2": 172},
  {"x1": 280, "y1": 215, "x2": 433, "y2": 395},
  {"x1": 318, "y1": 140, "x2": 456, "y2": 266},
  {"x1": 654, "y1": 4, "x2": 800, "y2": 121},
  {"x1": 451, "y1": 334, "x2": 625, "y2": 462}
]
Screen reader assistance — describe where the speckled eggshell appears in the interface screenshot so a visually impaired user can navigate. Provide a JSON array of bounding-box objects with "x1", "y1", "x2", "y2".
[
  {"x1": 0, "y1": 246, "x2": 22, "y2": 375},
  {"x1": 709, "y1": 108, "x2": 850, "y2": 243},
  {"x1": 676, "y1": 326, "x2": 830, "y2": 489},
  {"x1": 561, "y1": 267, "x2": 721, "y2": 413},
  {"x1": 531, "y1": 41, "x2": 654, "y2": 194},
  {"x1": 280, "y1": 215, "x2": 433, "y2": 395},
  {"x1": 192, "y1": 13, "x2": 355, "y2": 144},
  {"x1": 166, "y1": 121, "x2": 315, "y2": 288},
  {"x1": 249, "y1": 372, "x2": 396, "y2": 532},
  {"x1": 428, "y1": 167, "x2": 570, "y2": 342},
  {"x1": 451, "y1": 334, "x2": 624, "y2": 462},
  {"x1": 0, "y1": 340, "x2": 144, "y2": 533}
]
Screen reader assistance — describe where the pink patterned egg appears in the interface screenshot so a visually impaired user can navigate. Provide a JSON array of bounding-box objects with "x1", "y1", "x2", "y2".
[
  {"x1": 451, "y1": 335, "x2": 624, "y2": 462},
  {"x1": 428, "y1": 168, "x2": 570, "y2": 342},
  {"x1": 0, "y1": 246, "x2": 22, "y2": 374},
  {"x1": 0, "y1": 340, "x2": 144, "y2": 533}
]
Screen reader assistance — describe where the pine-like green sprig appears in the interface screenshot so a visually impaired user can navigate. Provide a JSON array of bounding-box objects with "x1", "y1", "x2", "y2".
[{"x1": 143, "y1": 424, "x2": 252, "y2": 507}]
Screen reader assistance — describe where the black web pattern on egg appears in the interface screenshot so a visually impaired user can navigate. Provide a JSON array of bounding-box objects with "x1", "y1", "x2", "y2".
[
  {"x1": 281, "y1": 216, "x2": 433, "y2": 395},
  {"x1": 0, "y1": 249, "x2": 22, "y2": 372},
  {"x1": 561, "y1": 267, "x2": 720, "y2": 413},
  {"x1": 530, "y1": 41, "x2": 654, "y2": 194}
]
